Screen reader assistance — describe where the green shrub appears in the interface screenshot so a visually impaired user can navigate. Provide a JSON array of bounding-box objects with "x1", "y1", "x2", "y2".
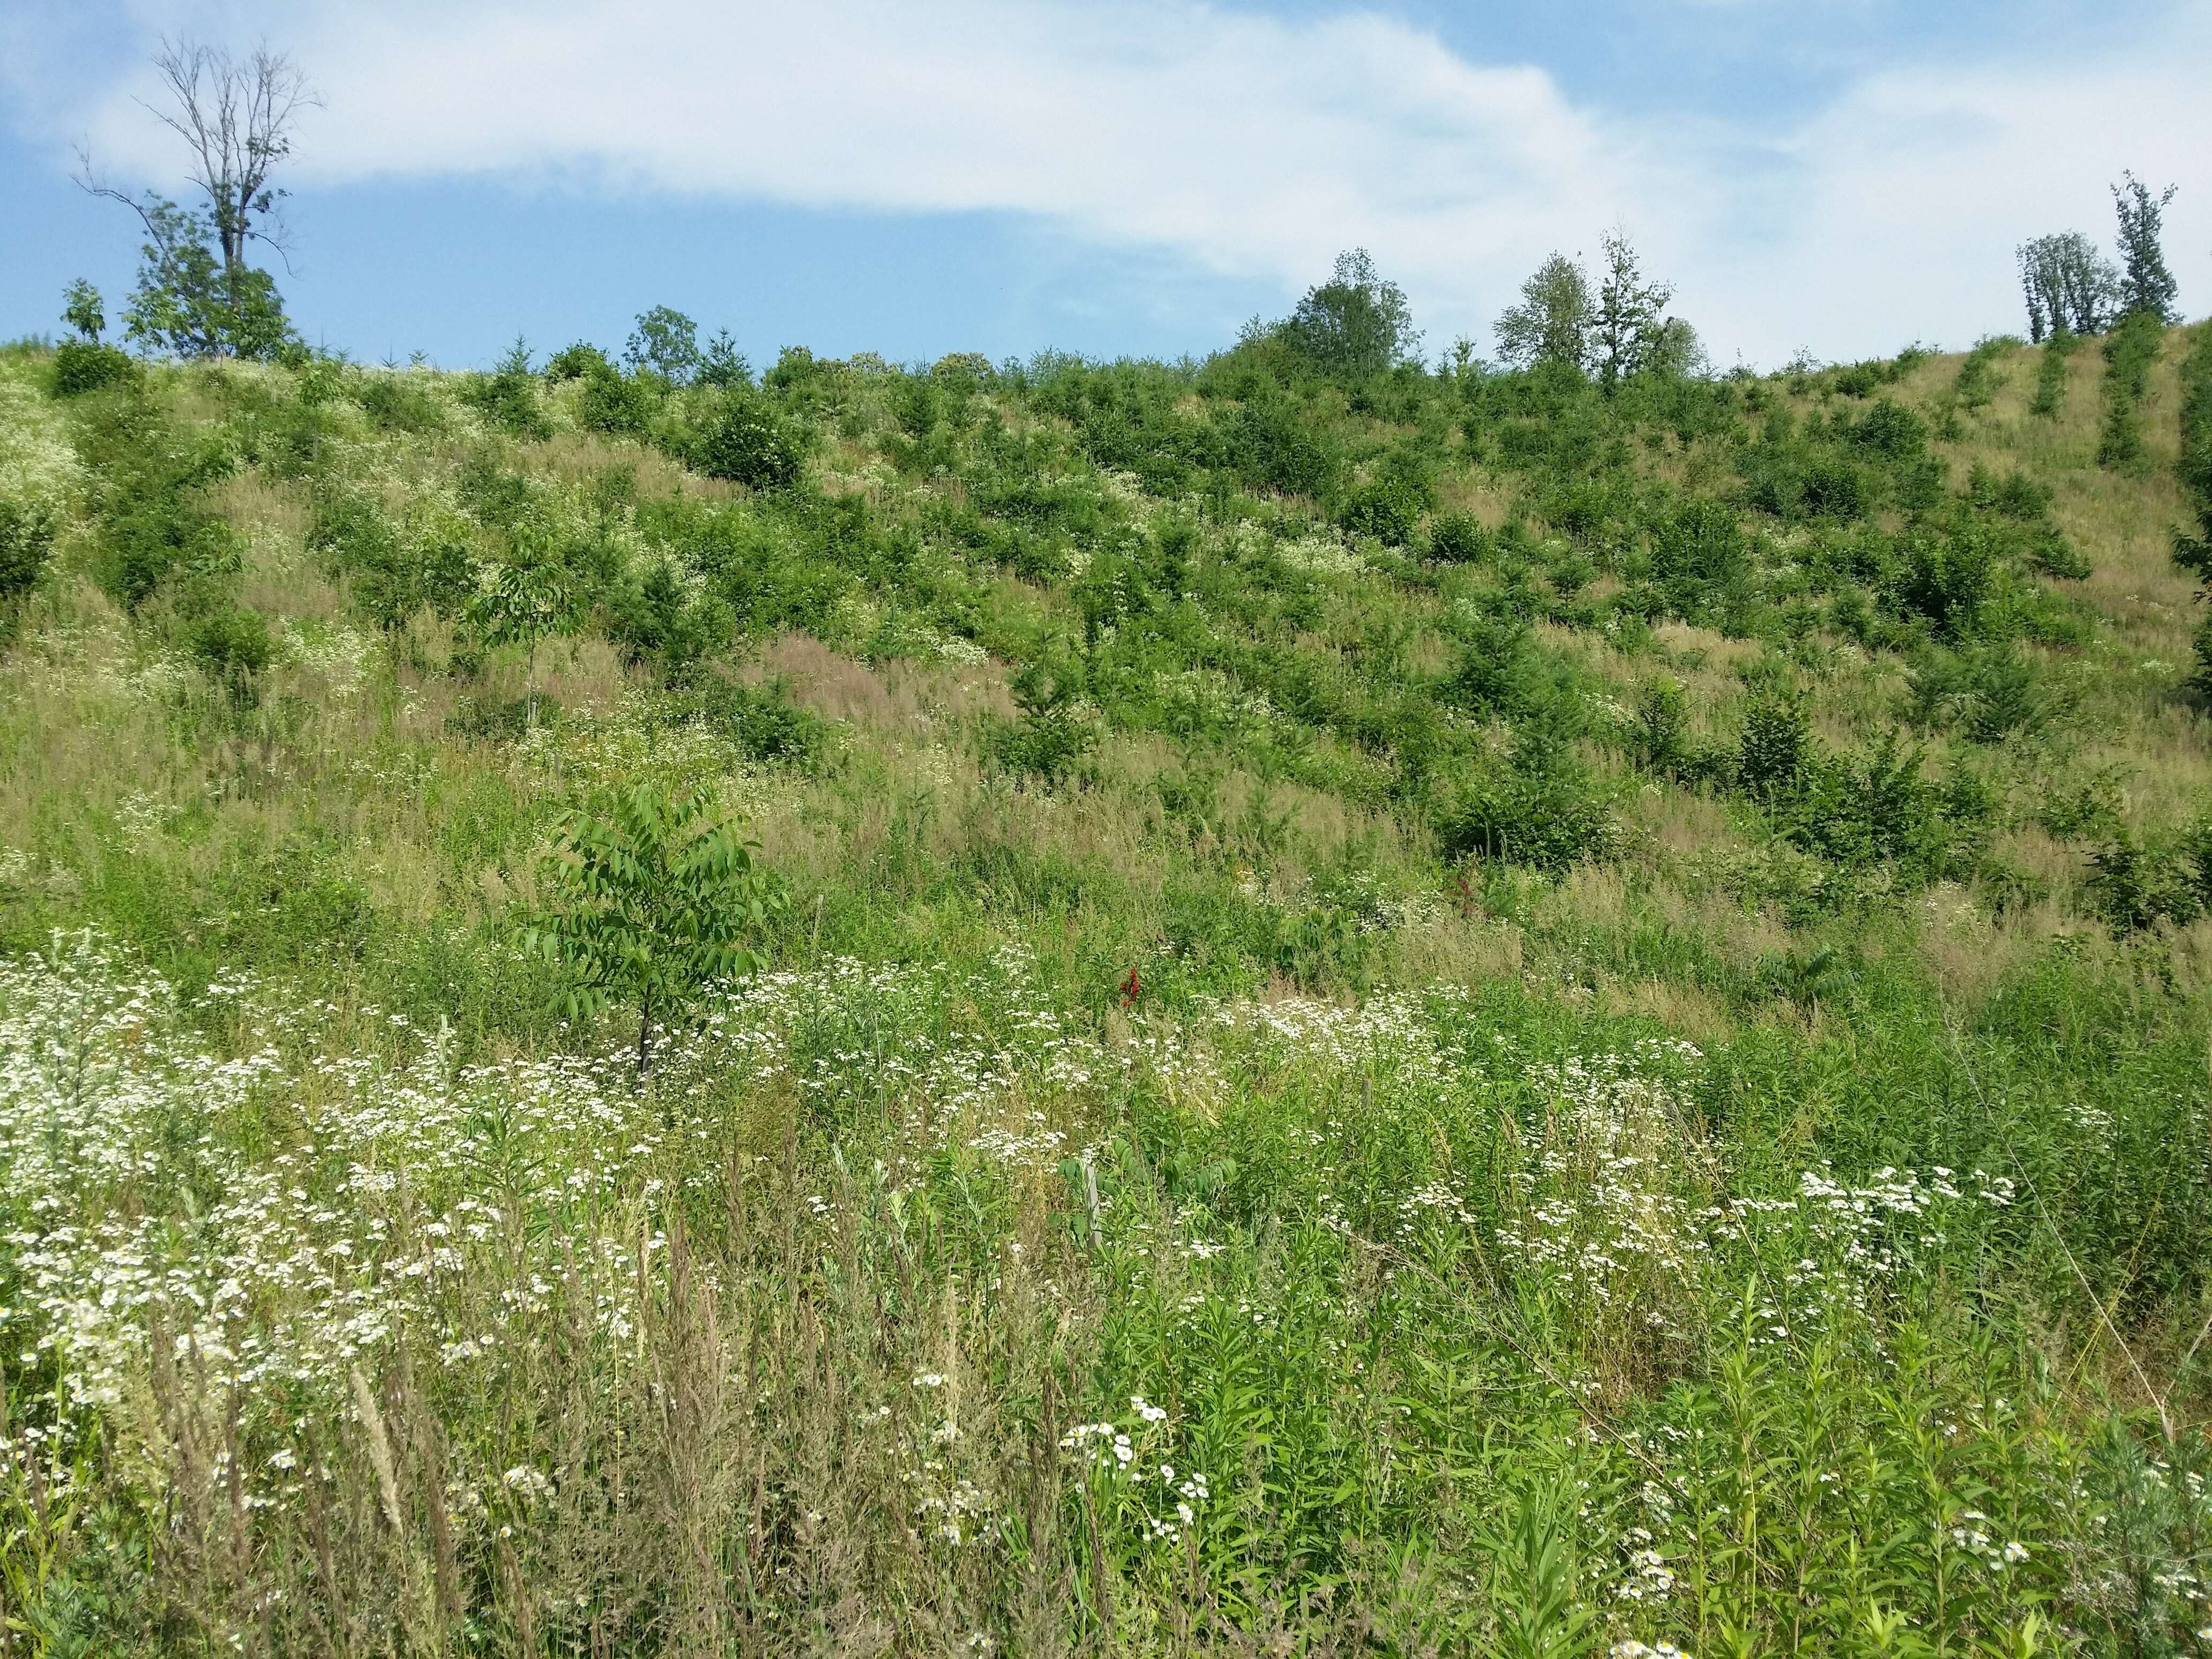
[
  {"x1": 2085, "y1": 830, "x2": 2199, "y2": 932},
  {"x1": 1428, "y1": 511, "x2": 1490, "y2": 563},
  {"x1": 185, "y1": 606, "x2": 273, "y2": 701},
  {"x1": 1226, "y1": 392, "x2": 1340, "y2": 499},
  {"x1": 1443, "y1": 611, "x2": 1545, "y2": 718},
  {"x1": 1437, "y1": 740, "x2": 1615, "y2": 871},
  {"x1": 1800, "y1": 455, "x2": 1869, "y2": 519},
  {"x1": 577, "y1": 361, "x2": 656, "y2": 437},
  {"x1": 544, "y1": 341, "x2": 614, "y2": 382},
  {"x1": 1952, "y1": 337, "x2": 2016, "y2": 410},
  {"x1": 1830, "y1": 363, "x2": 1881, "y2": 398},
  {"x1": 1895, "y1": 525, "x2": 1998, "y2": 639},
  {"x1": 462, "y1": 339, "x2": 551, "y2": 439},
  {"x1": 1961, "y1": 645, "x2": 2046, "y2": 742},
  {"x1": 2097, "y1": 311, "x2": 2162, "y2": 470},
  {"x1": 2176, "y1": 322, "x2": 2212, "y2": 576},
  {"x1": 50, "y1": 341, "x2": 140, "y2": 397},
  {"x1": 355, "y1": 372, "x2": 444, "y2": 435},
  {"x1": 694, "y1": 391, "x2": 808, "y2": 490},
  {"x1": 607, "y1": 558, "x2": 731, "y2": 681},
  {"x1": 1970, "y1": 464, "x2": 2054, "y2": 520},
  {"x1": 2029, "y1": 328, "x2": 2079, "y2": 418},
  {"x1": 2188, "y1": 611, "x2": 2212, "y2": 704},
  {"x1": 0, "y1": 498, "x2": 55, "y2": 604},
  {"x1": 77, "y1": 399, "x2": 238, "y2": 611},
  {"x1": 1737, "y1": 692, "x2": 1811, "y2": 797},
  {"x1": 527, "y1": 781, "x2": 788, "y2": 1075},
  {"x1": 309, "y1": 490, "x2": 474, "y2": 631},
  {"x1": 985, "y1": 661, "x2": 1097, "y2": 785},
  {"x1": 1632, "y1": 675, "x2": 1692, "y2": 775},
  {"x1": 1846, "y1": 396, "x2": 1928, "y2": 460},
  {"x1": 1337, "y1": 477, "x2": 1421, "y2": 544},
  {"x1": 667, "y1": 675, "x2": 829, "y2": 766}
]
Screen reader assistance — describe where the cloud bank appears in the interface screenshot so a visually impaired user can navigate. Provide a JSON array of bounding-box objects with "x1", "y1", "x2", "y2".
[{"x1": 26, "y1": 0, "x2": 2212, "y2": 365}]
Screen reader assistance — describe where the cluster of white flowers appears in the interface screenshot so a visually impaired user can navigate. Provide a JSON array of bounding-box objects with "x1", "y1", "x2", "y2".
[
  {"x1": 0, "y1": 360, "x2": 85, "y2": 521},
  {"x1": 0, "y1": 931, "x2": 675, "y2": 1414},
  {"x1": 1273, "y1": 533, "x2": 1366, "y2": 578}
]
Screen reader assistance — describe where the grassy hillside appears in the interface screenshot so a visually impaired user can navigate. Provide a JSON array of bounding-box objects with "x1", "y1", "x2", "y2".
[{"x1": 3, "y1": 317, "x2": 2212, "y2": 1655}]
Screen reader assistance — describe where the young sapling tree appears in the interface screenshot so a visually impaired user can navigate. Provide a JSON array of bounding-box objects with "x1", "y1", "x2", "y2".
[
  {"x1": 467, "y1": 518, "x2": 577, "y2": 727},
  {"x1": 528, "y1": 783, "x2": 788, "y2": 1078}
]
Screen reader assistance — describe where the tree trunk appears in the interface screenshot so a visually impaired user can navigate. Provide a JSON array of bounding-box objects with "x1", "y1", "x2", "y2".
[{"x1": 636, "y1": 995, "x2": 653, "y2": 1079}]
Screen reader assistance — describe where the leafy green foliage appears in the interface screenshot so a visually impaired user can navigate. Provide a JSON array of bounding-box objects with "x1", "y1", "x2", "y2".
[
  {"x1": 2175, "y1": 322, "x2": 2212, "y2": 583},
  {"x1": 1590, "y1": 229, "x2": 1676, "y2": 387},
  {"x1": 693, "y1": 389, "x2": 808, "y2": 489},
  {"x1": 49, "y1": 342, "x2": 140, "y2": 397},
  {"x1": 467, "y1": 529, "x2": 578, "y2": 726},
  {"x1": 62, "y1": 279, "x2": 106, "y2": 343},
  {"x1": 119, "y1": 197, "x2": 294, "y2": 362},
  {"x1": 623, "y1": 305, "x2": 700, "y2": 384},
  {"x1": 2028, "y1": 327, "x2": 2080, "y2": 418},
  {"x1": 527, "y1": 782, "x2": 788, "y2": 1074},
  {"x1": 1439, "y1": 714, "x2": 1616, "y2": 871},
  {"x1": 1950, "y1": 335, "x2": 2016, "y2": 413},
  {"x1": 0, "y1": 498, "x2": 55, "y2": 607},
  {"x1": 461, "y1": 337, "x2": 552, "y2": 440},
  {"x1": 2098, "y1": 310, "x2": 2163, "y2": 469},
  {"x1": 1338, "y1": 452, "x2": 1434, "y2": 544},
  {"x1": 2016, "y1": 231, "x2": 2117, "y2": 340},
  {"x1": 987, "y1": 660, "x2": 1098, "y2": 784},
  {"x1": 309, "y1": 488, "x2": 473, "y2": 631},
  {"x1": 1272, "y1": 248, "x2": 1422, "y2": 380},
  {"x1": 11, "y1": 307, "x2": 2212, "y2": 1655},
  {"x1": 2112, "y1": 171, "x2": 2180, "y2": 325},
  {"x1": 1496, "y1": 253, "x2": 1594, "y2": 371},
  {"x1": 184, "y1": 605, "x2": 272, "y2": 703},
  {"x1": 72, "y1": 392, "x2": 238, "y2": 610},
  {"x1": 576, "y1": 358, "x2": 656, "y2": 437},
  {"x1": 1429, "y1": 510, "x2": 1491, "y2": 563}
]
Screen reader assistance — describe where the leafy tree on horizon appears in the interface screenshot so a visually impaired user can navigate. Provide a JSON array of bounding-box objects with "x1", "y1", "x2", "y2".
[
  {"x1": 1494, "y1": 253, "x2": 1594, "y2": 372},
  {"x1": 76, "y1": 38, "x2": 316, "y2": 360},
  {"x1": 62, "y1": 280, "x2": 105, "y2": 343},
  {"x1": 624, "y1": 305, "x2": 702, "y2": 385},
  {"x1": 2111, "y1": 171, "x2": 2180, "y2": 325},
  {"x1": 120, "y1": 197, "x2": 293, "y2": 360},
  {"x1": 1591, "y1": 228, "x2": 1676, "y2": 386},
  {"x1": 2016, "y1": 231, "x2": 2119, "y2": 341},
  {"x1": 1276, "y1": 248, "x2": 1423, "y2": 379}
]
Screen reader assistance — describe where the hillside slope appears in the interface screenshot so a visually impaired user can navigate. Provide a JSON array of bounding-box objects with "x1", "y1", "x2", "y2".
[{"x1": 2, "y1": 323, "x2": 2211, "y2": 1653}]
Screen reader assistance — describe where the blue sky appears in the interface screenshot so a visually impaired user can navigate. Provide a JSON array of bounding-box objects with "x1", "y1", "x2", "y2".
[{"x1": 3, "y1": 0, "x2": 2207, "y2": 371}]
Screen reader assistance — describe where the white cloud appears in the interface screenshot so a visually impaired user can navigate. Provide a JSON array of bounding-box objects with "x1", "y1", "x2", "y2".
[{"x1": 32, "y1": 0, "x2": 2212, "y2": 365}]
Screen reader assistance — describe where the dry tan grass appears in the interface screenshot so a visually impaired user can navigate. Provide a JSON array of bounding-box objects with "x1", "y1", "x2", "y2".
[
  {"x1": 750, "y1": 632, "x2": 1014, "y2": 735},
  {"x1": 1433, "y1": 472, "x2": 1516, "y2": 526},
  {"x1": 1382, "y1": 909, "x2": 1527, "y2": 985},
  {"x1": 521, "y1": 431, "x2": 738, "y2": 503},
  {"x1": 1600, "y1": 975, "x2": 1738, "y2": 1045}
]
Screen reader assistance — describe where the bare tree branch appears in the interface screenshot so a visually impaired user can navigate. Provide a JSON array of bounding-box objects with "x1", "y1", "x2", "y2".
[
  {"x1": 79, "y1": 36, "x2": 320, "y2": 276},
  {"x1": 71, "y1": 142, "x2": 165, "y2": 241}
]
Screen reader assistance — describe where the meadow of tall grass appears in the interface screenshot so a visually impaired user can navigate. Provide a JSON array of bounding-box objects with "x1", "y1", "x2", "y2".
[{"x1": 2, "y1": 322, "x2": 2211, "y2": 1654}]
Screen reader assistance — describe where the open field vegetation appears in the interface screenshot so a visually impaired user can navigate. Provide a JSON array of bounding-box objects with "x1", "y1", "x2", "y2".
[{"x1": 4, "y1": 287, "x2": 2212, "y2": 1656}]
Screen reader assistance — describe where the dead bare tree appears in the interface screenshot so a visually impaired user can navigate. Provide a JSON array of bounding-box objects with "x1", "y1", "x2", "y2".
[{"x1": 77, "y1": 37, "x2": 319, "y2": 274}]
